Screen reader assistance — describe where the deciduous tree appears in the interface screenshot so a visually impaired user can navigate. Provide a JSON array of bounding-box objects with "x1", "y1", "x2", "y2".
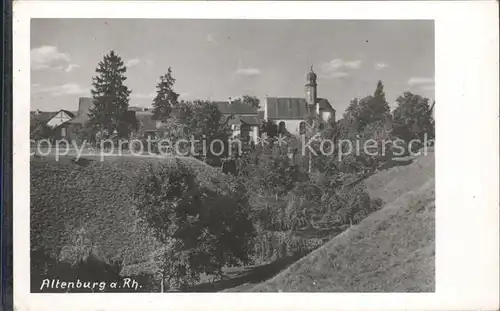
[{"x1": 392, "y1": 91, "x2": 434, "y2": 142}]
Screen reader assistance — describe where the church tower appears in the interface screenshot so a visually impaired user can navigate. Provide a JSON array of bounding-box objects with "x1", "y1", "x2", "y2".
[{"x1": 305, "y1": 66, "x2": 317, "y2": 112}]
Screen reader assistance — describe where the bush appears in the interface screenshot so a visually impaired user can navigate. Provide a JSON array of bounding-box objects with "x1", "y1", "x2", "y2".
[{"x1": 132, "y1": 160, "x2": 255, "y2": 290}]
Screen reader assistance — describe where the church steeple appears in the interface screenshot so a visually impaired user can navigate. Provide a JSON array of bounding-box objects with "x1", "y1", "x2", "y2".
[
  {"x1": 305, "y1": 65, "x2": 317, "y2": 107},
  {"x1": 306, "y1": 65, "x2": 317, "y2": 86}
]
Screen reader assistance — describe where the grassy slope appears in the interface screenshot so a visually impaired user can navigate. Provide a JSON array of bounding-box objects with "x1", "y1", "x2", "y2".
[
  {"x1": 250, "y1": 151, "x2": 435, "y2": 292},
  {"x1": 30, "y1": 155, "x2": 225, "y2": 271}
]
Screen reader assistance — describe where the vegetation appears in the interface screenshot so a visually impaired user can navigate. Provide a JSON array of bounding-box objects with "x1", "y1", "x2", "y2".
[
  {"x1": 233, "y1": 95, "x2": 260, "y2": 110},
  {"x1": 30, "y1": 51, "x2": 435, "y2": 292},
  {"x1": 392, "y1": 92, "x2": 435, "y2": 150},
  {"x1": 88, "y1": 50, "x2": 134, "y2": 139},
  {"x1": 30, "y1": 156, "x2": 229, "y2": 292},
  {"x1": 30, "y1": 116, "x2": 53, "y2": 142},
  {"x1": 152, "y1": 67, "x2": 179, "y2": 121},
  {"x1": 251, "y1": 152, "x2": 435, "y2": 292},
  {"x1": 132, "y1": 161, "x2": 255, "y2": 291}
]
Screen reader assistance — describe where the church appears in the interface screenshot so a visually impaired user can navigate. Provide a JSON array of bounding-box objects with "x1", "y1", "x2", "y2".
[{"x1": 262, "y1": 66, "x2": 336, "y2": 135}]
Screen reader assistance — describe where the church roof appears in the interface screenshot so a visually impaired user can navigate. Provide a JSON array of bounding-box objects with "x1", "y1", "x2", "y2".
[
  {"x1": 265, "y1": 97, "x2": 309, "y2": 120},
  {"x1": 316, "y1": 98, "x2": 335, "y2": 111}
]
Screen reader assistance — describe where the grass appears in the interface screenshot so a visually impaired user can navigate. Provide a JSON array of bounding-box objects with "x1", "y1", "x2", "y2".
[
  {"x1": 31, "y1": 150, "x2": 435, "y2": 292},
  {"x1": 30, "y1": 154, "x2": 226, "y2": 272},
  {"x1": 249, "y1": 151, "x2": 435, "y2": 292}
]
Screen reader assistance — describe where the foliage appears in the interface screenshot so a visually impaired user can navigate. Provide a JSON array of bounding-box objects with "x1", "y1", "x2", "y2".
[
  {"x1": 132, "y1": 161, "x2": 255, "y2": 290},
  {"x1": 260, "y1": 120, "x2": 278, "y2": 138},
  {"x1": 234, "y1": 95, "x2": 260, "y2": 109},
  {"x1": 343, "y1": 81, "x2": 391, "y2": 132},
  {"x1": 156, "y1": 117, "x2": 188, "y2": 154},
  {"x1": 30, "y1": 118, "x2": 53, "y2": 141},
  {"x1": 152, "y1": 67, "x2": 179, "y2": 121},
  {"x1": 88, "y1": 50, "x2": 132, "y2": 138},
  {"x1": 171, "y1": 100, "x2": 233, "y2": 166},
  {"x1": 251, "y1": 153, "x2": 435, "y2": 292},
  {"x1": 392, "y1": 92, "x2": 435, "y2": 143}
]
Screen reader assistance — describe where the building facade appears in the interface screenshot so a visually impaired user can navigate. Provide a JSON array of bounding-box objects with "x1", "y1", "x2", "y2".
[
  {"x1": 263, "y1": 67, "x2": 336, "y2": 135},
  {"x1": 215, "y1": 101, "x2": 261, "y2": 143}
]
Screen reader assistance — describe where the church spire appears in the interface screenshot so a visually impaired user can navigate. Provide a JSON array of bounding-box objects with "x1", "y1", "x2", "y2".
[
  {"x1": 306, "y1": 65, "x2": 317, "y2": 85},
  {"x1": 305, "y1": 65, "x2": 317, "y2": 107}
]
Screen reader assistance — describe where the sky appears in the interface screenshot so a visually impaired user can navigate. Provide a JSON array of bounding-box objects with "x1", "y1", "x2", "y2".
[{"x1": 31, "y1": 19, "x2": 434, "y2": 116}]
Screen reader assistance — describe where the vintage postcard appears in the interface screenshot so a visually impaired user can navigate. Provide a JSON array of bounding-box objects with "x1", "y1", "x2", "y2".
[{"x1": 12, "y1": 1, "x2": 499, "y2": 311}]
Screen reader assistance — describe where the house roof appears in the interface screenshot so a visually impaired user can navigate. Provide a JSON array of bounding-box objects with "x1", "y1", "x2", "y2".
[
  {"x1": 227, "y1": 115, "x2": 261, "y2": 126},
  {"x1": 68, "y1": 97, "x2": 153, "y2": 125},
  {"x1": 31, "y1": 109, "x2": 76, "y2": 125},
  {"x1": 316, "y1": 98, "x2": 335, "y2": 111},
  {"x1": 265, "y1": 97, "x2": 309, "y2": 120},
  {"x1": 31, "y1": 111, "x2": 56, "y2": 124},
  {"x1": 215, "y1": 101, "x2": 258, "y2": 115},
  {"x1": 66, "y1": 114, "x2": 90, "y2": 125},
  {"x1": 240, "y1": 116, "x2": 260, "y2": 126}
]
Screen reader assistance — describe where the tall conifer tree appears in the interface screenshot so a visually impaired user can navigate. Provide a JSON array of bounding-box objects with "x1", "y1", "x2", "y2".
[
  {"x1": 152, "y1": 67, "x2": 179, "y2": 121},
  {"x1": 88, "y1": 50, "x2": 131, "y2": 137}
]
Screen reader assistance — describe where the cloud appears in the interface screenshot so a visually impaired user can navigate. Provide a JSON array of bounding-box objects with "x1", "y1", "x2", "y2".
[
  {"x1": 319, "y1": 58, "x2": 362, "y2": 79},
  {"x1": 31, "y1": 46, "x2": 70, "y2": 70},
  {"x1": 407, "y1": 77, "x2": 434, "y2": 85},
  {"x1": 36, "y1": 83, "x2": 90, "y2": 96},
  {"x1": 321, "y1": 71, "x2": 349, "y2": 79},
  {"x1": 343, "y1": 60, "x2": 362, "y2": 69},
  {"x1": 31, "y1": 45, "x2": 80, "y2": 73},
  {"x1": 65, "y1": 64, "x2": 81, "y2": 72},
  {"x1": 375, "y1": 62, "x2": 389, "y2": 70},
  {"x1": 322, "y1": 59, "x2": 362, "y2": 72},
  {"x1": 234, "y1": 67, "x2": 261, "y2": 77},
  {"x1": 126, "y1": 58, "x2": 141, "y2": 68}
]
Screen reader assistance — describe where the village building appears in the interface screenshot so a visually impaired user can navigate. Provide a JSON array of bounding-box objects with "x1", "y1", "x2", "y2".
[
  {"x1": 46, "y1": 97, "x2": 159, "y2": 141},
  {"x1": 263, "y1": 67, "x2": 336, "y2": 134},
  {"x1": 30, "y1": 109, "x2": 76, "y2": 138},
  {"x1": 215, "y1": 100, "x2": 261, "y2": 143},
  {"x1": 31, "y1": 67, "x2": 333, "y2": 143}
]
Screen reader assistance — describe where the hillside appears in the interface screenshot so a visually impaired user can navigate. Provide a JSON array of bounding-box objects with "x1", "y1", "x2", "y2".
[
  {"x1": 250, "y1": 151, "x2": 435, "y2": 292},
  {"x1": 30, "y1": 155, "x2": 227, "y2": 280}
]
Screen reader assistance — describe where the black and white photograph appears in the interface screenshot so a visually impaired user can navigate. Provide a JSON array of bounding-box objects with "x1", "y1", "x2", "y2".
[
  {"x1": 12, "y1": 1, "x2": 499, "y2": 311},
  {"x1": 29, "y1": 18, "x2": 436, "y2": 293}
]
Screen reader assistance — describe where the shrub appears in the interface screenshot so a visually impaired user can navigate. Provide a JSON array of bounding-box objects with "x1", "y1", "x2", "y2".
[{"x1": 132, "y1": 160, "x2": 255, "y2": 290}]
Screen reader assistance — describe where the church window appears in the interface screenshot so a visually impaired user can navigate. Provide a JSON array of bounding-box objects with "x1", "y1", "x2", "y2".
[
  {"x1": 299, "y1": 121, "x2": 306, "y2": 135},
  {"x1": 278, "y1": 121, "x2": 286, "y2": 134}
]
